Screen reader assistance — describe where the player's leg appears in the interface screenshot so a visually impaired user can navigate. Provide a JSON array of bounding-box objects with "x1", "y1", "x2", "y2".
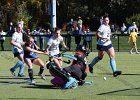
[
  {"x1": 52, "y1": 58, "x2": 62, "y2": 68},
  {"x1": 89, "y1": 50, "x2": 105, "y2": 73},
  {"x1": 130, "y1": 42, "x2": 134, "y2": 54},
  {"x1": 107, "y1": 47, "x2": 121, "y2": 77},
  {"x1": 25, "y1": 59, "x2": 35, "y2": 84},
  {"x1": 10, "y1": 61, "x2": 21, "y2": 76},
  {"x1": 33, "y1": 58, "x2": 46, "y2": 80},
  {"x1": 134, "y1": 42, "x2": 139, "y2": 53},
  {"x1": 10, "y1": 52, "x2": 24, "y2": 76},
  {"x1": 17, "y1": 53, "x2": 25, "y2": 77}
]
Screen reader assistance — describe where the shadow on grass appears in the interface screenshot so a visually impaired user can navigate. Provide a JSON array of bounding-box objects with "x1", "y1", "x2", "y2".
[
  {"x1": 0, "y1": 75, "x2": 43, "y2": 79},
  {"x1": 8, "y1": 98, "x2": 64, "y2": 100},
  {"x1": 97, "y1": 87, "x2": 140, "y2": 96},
  {"x1": 97, "y1": 73, "x2": 140, "y2": 76},
  {"x1": 21, "y1": 84, "x2": 61, "y2": 90},
  {"x1": 0, "y1": 80, "x2": 30, "y2": 86}
]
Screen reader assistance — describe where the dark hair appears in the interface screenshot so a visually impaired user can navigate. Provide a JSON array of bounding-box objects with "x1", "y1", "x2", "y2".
[
  {"x1": 103, "y1": 15, "x2": 109, "y2": 19},
  {"x1": 54, "y1": 27, "x2": 61, "y2": 32},
  {"x1": 25, "y1": 35, "x2": 33, "y2": 42}
]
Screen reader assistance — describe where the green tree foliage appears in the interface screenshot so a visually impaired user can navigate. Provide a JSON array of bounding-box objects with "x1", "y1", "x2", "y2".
[
  {"x1": 126, "y1": 14, "x2": 140, "y2": 28},
  {"x1": 1, "y1": 0, "x2": 140, "y2": 31}
]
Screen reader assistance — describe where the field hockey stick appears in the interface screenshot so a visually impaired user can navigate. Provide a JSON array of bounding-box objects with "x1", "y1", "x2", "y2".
[
  {"x1": 84, "y1": 81, "x2": 93, "y2": 85},
  {"x1": 61, "y1": 53, "x2": 77, "y2": 60},
  {"x1": 78, "y1": 80, "x2": 93, "y2": 85},
  {"x1": 48, "y1": 54, "x2": 71, "y2": 64}
]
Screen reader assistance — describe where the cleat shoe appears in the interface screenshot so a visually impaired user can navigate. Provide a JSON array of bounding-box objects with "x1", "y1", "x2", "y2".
[
  {"x1": 129, "y1": 51, "x2": 133, "y2": 54},
  {"x1": 38, "y1": 73, "x2": 46, "y2": 80},
  {"x1": 89, "y1": 64, "x2": 93, "y2": 73},
  {"x1": 26, "y1": 79, "x2": 36, "y2": 85},
  {"x1": 31, "y1": 80, "x2": 36, "y2": 85},
  {"x1": 17, "y1": 74, "x2": 26, "y2": 77},
  {"x1": 113, "y1": 71, "x2": 122, "y2": 77},
  {"x1": 10, "y1": 68, "x2": 16, "y2": 76},
  {"x1": 136, "y1": 52, "x2": 139, "y2": 54}
]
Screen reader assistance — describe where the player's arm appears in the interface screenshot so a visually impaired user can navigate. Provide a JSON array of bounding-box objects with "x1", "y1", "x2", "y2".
[
  {"x1": 24, "y1": 46, "x2": 44, "y2": 54},
  {"x1": 33, "y1": 42, "x2": 40, "y2": 50},
  {"x1": 96, "y1": 31, "x2": 106, "y2": 40},
  {"x1": 61, "y1": 40, "x2": 68, "y2": 50},
  {"x1": 44, "y1": 45, "x2": 50, "y2": 55},
  {"x1": 10, "y1": 39, "x2": 22, "y2": 49}
]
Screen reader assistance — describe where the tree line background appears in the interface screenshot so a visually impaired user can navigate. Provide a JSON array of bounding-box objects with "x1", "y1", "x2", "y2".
[{"x1": 0, "y1": 0, "x2": 140, "y2": 31}]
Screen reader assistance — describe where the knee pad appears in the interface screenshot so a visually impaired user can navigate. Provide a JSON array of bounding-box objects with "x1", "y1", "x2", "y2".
[
  {"x1": 51, "y1": 77, "x2": 65, "y2": 87},
  {"x1": 63, "y1": 77, "x2": 78, "y2": 89},
  {"x1": 49, "y1": 66, "x2": 70, "y2": 82}
]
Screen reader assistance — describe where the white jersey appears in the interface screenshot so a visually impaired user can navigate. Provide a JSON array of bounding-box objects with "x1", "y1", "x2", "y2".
[
  {"x1": 0, "y1": 31, "x2": 6, "y2": 40},
  {"x1": 47, "y1": 35, "x2": 63, "y2": 56},
  {"x1": 12, "y1": 32, "x2": 23, "y2": 53},
  {"x1": 97, "y1": 24, "x2": 112, "y2": 46}
]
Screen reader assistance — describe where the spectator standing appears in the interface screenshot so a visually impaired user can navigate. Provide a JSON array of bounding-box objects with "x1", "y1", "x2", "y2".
[
  {"x1": 46, "y1": 29, "x2": 52, "y2": 43},
  {"x1": 128, "y1": 28, "x2": 139, "y2": 54},
  {"x1": 121, "y1": 23, "x2": 127, "y2": 34},
  {"x1": 0, "y1": 28, "x2": 6, "y2": 51},
  {"x1": 73, "y1": 27, "x2": 82, "y2": 49},
  {"x1": 77, "y1": 16, "x2": 83, "y2": 32},
  {"x1": 127, "y1": 22, "x2": 138, "y2": 34},
  {"x1": 111, "y1": 24, "x2": 115, "y2": 32},
  {"x1": 69, "y1": 18, "x2": 74, "y2": 32},
  {"x1": 66, "y1": 31, "x2": 72, "y2": 51},
  {"x1": 32, "y1": 30, "x2": 38, "y2": 44},
  {"x1": 83, "y1": 28, "x2": 92, "y2": 50},
  {"x1": 8, "y1": 22, "x2": 15, "y2": 36},
  {"x1": 100, "y1": 16, "x2": 103, "y2": 25},
  {"x1": 39, "y1": 29, "x2": 45, "y2": 51}
]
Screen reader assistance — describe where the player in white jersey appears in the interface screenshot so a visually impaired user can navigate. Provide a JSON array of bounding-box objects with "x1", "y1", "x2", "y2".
[
  {"x1": 45, "y1": 28, "x2": 68, "y2": 68},
  {"x1": 89, "y1": 15, "x2": 122, "y2": 77},
  {"x1": 10, "y1": 27, "x2": 25, "y2": 77}
]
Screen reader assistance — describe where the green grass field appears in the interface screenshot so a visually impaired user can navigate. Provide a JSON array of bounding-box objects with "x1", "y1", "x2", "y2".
[{"x1": 0, "y1": 51, "x2": 140, "y2": 100}]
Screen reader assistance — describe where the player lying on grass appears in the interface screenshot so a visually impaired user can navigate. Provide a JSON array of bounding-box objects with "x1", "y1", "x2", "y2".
[
  {"x1": 47, "y1": 45, "x2": 90, "y2": 89},
  {"x1": 23, "y1": 35, "x2": 47, "y2": 84}
]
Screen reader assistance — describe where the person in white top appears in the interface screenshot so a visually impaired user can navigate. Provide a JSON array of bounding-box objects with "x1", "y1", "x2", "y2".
[
  {"x1": 121, "y1": 23, "x2": 127, "y2": 34},
  {"x1": 89, "y1": 15, "x2": 122, "y2": 77},
  {"x1": 100, "y1": 16, "x2": 103, "y2": 25},
  {"x1": 77, "y1": 16, "x2": 83, "y2": 32},
  {"x1": 10, "y1": 27, "x2": 26, "y2": 77},
  {"x1": 45, "y1": 27, "x2": 68, "y2": 68},
  {"x1": 127, "y1": 22, "x2": 138, "y2": 34},
  {"x1": 0, "y1": 28, "x2": 6, "y2": 51}
]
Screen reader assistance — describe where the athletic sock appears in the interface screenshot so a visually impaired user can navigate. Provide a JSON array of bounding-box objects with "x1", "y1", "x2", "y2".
[
  {"x1": 39, "y1": 67, "x2": 44, "y2": 75},
  {"x1": 28, "y1": 69, "x2": 33, "y2": 81},
  {"x1": 11, "y1": 61, "x2": 21, "y2": 71},
  {"x1": 18, "y1": 62, "x2": 25, "y2": 75},
  {"x1": 90, "y1": 57, "x2": 100, "y2": 68},
  {"x1": 110, "y1": 58, "x2": 117, "y2": 72}
]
